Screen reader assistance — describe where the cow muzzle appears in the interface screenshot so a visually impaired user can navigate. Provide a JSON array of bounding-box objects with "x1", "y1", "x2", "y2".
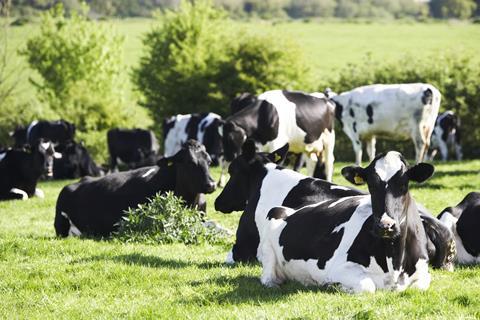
[{"x1": 375, "y1": 213, "x2": 398, "y2": 239}]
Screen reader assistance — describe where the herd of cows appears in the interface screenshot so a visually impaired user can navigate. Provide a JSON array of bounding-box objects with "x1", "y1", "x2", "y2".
[{"x1": 0, "y1": 83, "x2": 477, "y2": 293}]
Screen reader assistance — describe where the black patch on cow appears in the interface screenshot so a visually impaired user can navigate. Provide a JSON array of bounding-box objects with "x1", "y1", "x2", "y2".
[
  {"x1": 163, "y1": 117, "x2": 176, "y2": 141},
  {"x1": 356, "y1": 140, "x2": 360, "y2": 145},
  {"x1": 349, "y1": 108, "x2": 355, "y2": 118},
  {"x1": 27, "y1": 120, "x2": 75, "y2": 145},
  {"x1": 366, "y1": 104, "x2": 374, "y2": 124},
  {"x1": 353, "y1": 122, "x2": 357, "y2": 133},
  {"x1": 438, "y1": 112, "x2": 459, "y2": 142},
  {"x1": 231, "y1": 92, "x2": 257, "y2": 115},
  {"x1": 282, "y1": 90, "x2": 334, "y2": 144},
  {"x1": 334, "y1": 101, "x2": 344, "y2": 127},
  {"x1": 421, "y1": 212, "x2": 455, "y2": 269},
  {"x1": 422, "y1": 88, "x2": 433, "y2": 105},
  {"x1": 454, "y1": 192, "x2": 480, "y2": 257},
  {"x1": 279, "y1": 199, "x2": 359, "y2": 269},
  {"x1": 186, "y1": 113, "x2": 209, "y2": 140},
  {"x1": 267, "y1": 207, "x2": 289, "y2": 220}
]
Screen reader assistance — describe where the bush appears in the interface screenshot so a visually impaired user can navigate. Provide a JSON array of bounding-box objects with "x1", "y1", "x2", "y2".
[
  {"x1": 430, "y1": 0, "x2": 477, "y2": 19},
  {"x1": 20, "y1": 4, "x2": 151, "y2": 162},
  {"x1": 115, "y1": 192, "x2": 229, "y2": 245},
  {"x1": 322, "y1": 52, "x2": 480, "y2": 160}
]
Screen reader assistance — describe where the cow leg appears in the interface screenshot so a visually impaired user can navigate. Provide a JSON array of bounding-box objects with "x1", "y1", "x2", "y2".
[
  {"x1": 366, "y1": 136, "x2": 376, "y2": 162},
  {"x1": 330, "y1": 266, "x2": 376, "y2": 293},
  {"x1": 228, "y1": 211, "x2": 259, "y2": 264},
  {"x1": 217, "y1": 157, "x2": 228, "y2": 188},
  {"x1": 353, "y1": 140, "x2": 363, "y2": 165},
  {"x1": 428, "y1": 148, "x2": 438, "y2": 161},
  {"x1": 305, "y1": 153, "x2": 318, "y2": 177},
  {"x1": 455, "y1": 143, "x2": 463, "y2": 161},
  {"x1": 438, "y1": 140, "x2": 448, "y2": 161},
  {"x1": 292, "y1": 153, "x2": 305, "y2": 172},
  {"x1": 259, "y1": 239, "x2": 284, "y2": 288},
  {"x1": 110, "y1": 155, "x2": 118, "y2": 172}
]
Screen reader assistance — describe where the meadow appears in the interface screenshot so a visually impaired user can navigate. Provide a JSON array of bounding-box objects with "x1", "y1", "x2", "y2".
[
  {"x1": 1, "y1": 20, "x2": 480, "y2": 319},
  {"x1": 1, "y1": 160, "x2": 479, "y2": 319}
]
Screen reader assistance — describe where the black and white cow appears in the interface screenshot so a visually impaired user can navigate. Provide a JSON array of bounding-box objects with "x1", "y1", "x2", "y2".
[
  {"x1": 107, "y1": 128, "x2": 160, "y2": 171},
  {"x1": 330, "y1": 83, "x2": 441, "y2": 165},
  {"x1": 230, "y1": 92, "x2": 257, "y2": 115},
  {"x1": 428, "y1": 111, "x2": 462, "y2": 161},
  {"x1": 438, "y1": 192, "x2": 480, "y2": 264},
  {"x1": 12, "y1": 120, "x2": 76, "y2": 147},
  {"x1": 222, "y1": 90, "x2": 336, "y2": 181},
  {"x1": 53, "y1": 141, "x2": 102, "y2": 179},
  {"x1": 54, "y1": 140, "x2": 216, "y2": 237},
  {"x1": 215, "y1": 140, "x2": 454, "y2": 270},
  {"x1": 0, "y1": 141, "x2": 59, "y2": 200},
  {"x1": 259, "y1": 151, "x2": 435, "y2": 293},
  {"x1": 164, "y1": 112, "x2": 223, "y2": 166}
]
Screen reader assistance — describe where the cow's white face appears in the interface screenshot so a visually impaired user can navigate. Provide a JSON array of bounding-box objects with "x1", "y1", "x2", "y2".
[{"x1": 342, "y1": 151, "x2": 434, "y2": 239}]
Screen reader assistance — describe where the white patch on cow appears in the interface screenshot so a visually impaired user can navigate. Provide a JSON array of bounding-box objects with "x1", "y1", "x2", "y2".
[
  {"x1": 61, "y1": 211, "x2": 82, "y2": 237},
  {"x1": 197, "y1": 113, "x2": 221, "y2": 144},
  {"x1": 374, "y1": 152, "x2": 403, "y2": 182},
  {"x1": 26, "y1": 120, "x2": 38, "y2": 141},
  {"x1": 310, "y1": 92, "x2": 326, "y2": 98},
  {"x1": 0, "y1": 151, "x2": 6, "y2": 162},
  {"x1": 164, "y1": 114, "x2": 192, "y2": 157},
  {"x1": 53, "y1": 152, "x2": 62, "y2": 159},
  {"x1": 40, "y1": 141, "x2": 51, "y2": 151},
  {"x1": 330, "y1": 185, "x2": 351, "y2": 191},
  {"x1": 141, "y1": 168, "x2": 156, "y2": 178},
  {"x1": 10, "y1": 188, "x2": 28, "y2": 200},
  {"x1": 380, "y1": 212, "x2": 395, "y2": 226},
  {"x1": 439, "y1": 211, "x2": 480, "y2": 264},
  {"x1": 34, "y1": 188, "x2": 45, "y2": 199},
  {"x1": 328, "y1": 197, "x2": 350, "y2": 208}
]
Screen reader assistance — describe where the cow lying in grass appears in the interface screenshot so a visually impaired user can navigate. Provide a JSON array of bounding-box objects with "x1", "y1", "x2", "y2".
[
  {"x1": 259, "y1": 152, "x2": 434, "y2": 293},
  {"x1": 54, "y1": 140, "x2": 216, "y2": 237},
  {"x1": 215, "y1": 141, "x2": 454, "y2": 271}
]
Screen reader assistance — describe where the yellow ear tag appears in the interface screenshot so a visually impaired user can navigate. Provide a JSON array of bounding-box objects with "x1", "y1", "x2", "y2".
[
  {"x1": 354, "y1": 174, "x2": 364, "y2": 184},
  {"x1": 167, "y1": 161, "x2": 173, "y2": 166},
  {"x1": 274, "y1": 153, "x2": 282, "y2": 162}
]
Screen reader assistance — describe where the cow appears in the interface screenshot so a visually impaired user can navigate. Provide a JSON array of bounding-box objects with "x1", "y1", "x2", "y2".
[
  {"x1": 10, "y1": 126, "x2": 27, "y2": 147},
  {"x1": 428, "y1": 111, "x2": 462, "y2": 161},
  {"x1": 330, "y1": 83, "x2": 441, "y2": 165},
  {"x1": 221, "y1": 90, "x2": 336, "y2": 181},
  {"x1": 164, "y1": 112, "x2": 223, "y2": 166},
  {"x1": 107, "y1": 128, "x2": 160, "y2": 171},
  {"x1": 438, "y1": 192, "x2": 480, "y2": 264},
  {"x1": 258, "y1": 151, "x2": 435, "y2": 293},
  {"x1": 54, "y1": 140, "x2": 216, "y2": 238},
  {"x1": 230, "y1": 92, "x2": 257, "y2": 115},
  {"x1": 0, "y1": 140, "x2": 59, "y2": 200},
  {"x1": 53, "y1": 141, "x2": 102, "y2": 179},
  {"x1": 215, "y1": 140, "x2": 454, "y2": 270}
]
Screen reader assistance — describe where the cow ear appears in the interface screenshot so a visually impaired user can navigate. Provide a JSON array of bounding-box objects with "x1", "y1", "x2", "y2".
[
  {"x1": 241, "y1": 139, "x2": 257, "y2": 161},
  {"x1": 267, "y1": 143, "x2": 289, "y2": 164},
  {"x1": 407, "y1": 163, "x2": 434, "y2": 183},
  {"x1": 341, "y1": 166, "x2": 366, "y2": 185}
]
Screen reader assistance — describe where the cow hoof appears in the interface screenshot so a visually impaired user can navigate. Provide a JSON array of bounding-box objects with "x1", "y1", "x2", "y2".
[{"x1": 225, "y1": 250, "x2": 235, "y2": 265}]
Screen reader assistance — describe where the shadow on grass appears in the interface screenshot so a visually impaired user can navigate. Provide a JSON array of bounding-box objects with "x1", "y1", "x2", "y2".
[{"x1": 432, "y1": 170, "x2": 479, "y2": 178}]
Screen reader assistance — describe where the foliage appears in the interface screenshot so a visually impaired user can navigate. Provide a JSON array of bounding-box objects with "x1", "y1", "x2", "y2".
[
  {"x1": 323, "y1": 52, "x2": 480, "y2": 159},
  {"x1": 116, "y1": 192, "x2": 229, "y2": 245},
  {"x1": 20, "y1": 4, "x2": 151, "y2": 162},
  {"x1": 430, "y1": 0, "x2": 477, "y2": 19},
  {"x1": 286, "y1": 0, "x2": 337, "y2": 18}
]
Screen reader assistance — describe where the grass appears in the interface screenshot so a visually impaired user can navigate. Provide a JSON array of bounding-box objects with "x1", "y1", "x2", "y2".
[{"x1": 1, "y1": 160, "x2": 479, "y2": 319}]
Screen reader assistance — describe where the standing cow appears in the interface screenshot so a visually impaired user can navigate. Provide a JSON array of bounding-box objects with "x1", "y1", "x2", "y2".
[
  {"x1": 428, "y1": 111, "x2": 462, "y2": 161},
  {"x1": 330, "y1": 83, "x2": 441, "y2": 165},
  {"x1": 221, "y1": 90, "x2": 336, "y2": 181},
  {"x1": 107, "y1": 128, "x2": 160, "y2": 171},
  {"x1": 54, "y1": 140, "x2": 216, "y2": 237},
  {"x1": 164, "y1": 112, "x2": 223, "y2": 166},
  {"x1": 259, "y1": 152, "x2": 435, "y2": 292}
]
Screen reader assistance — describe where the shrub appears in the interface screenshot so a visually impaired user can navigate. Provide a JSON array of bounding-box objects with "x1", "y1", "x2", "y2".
[
  {"x1": 20, "y1": 3, "x2": 151, "y2": 162},
  {"x1": 322, "y1": 52, "x2": 480, "y2": 160},
  {"x1": 115, "y1": 192, "x2": 229, "y2": 245}
]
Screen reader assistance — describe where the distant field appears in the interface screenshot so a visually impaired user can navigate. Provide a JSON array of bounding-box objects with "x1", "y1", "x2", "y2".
[
  {"x1": 0, "y1": 161, "x2": 479, "y2": 319},
  {"x1": 6, "y1": 19, "x2": 480, "y2": 105}
]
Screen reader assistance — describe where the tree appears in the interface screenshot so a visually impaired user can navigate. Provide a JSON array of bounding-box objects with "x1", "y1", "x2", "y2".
[{"x1": 430, "y1": 0, "x2": 477, "y2": 18}]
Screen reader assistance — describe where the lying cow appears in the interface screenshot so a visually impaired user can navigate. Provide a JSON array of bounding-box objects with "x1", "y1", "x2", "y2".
[
  {"x1": 215, "y1": 140, "x2": 454, "y2": 271},
  {"x1": 222, "y1": 90, "x2": 336, "y2": 181},
  {"x1": 11, "y1": 120, "x2": 76, "y2": 147},
  {"x1": 53, "y1": 141, "x2": 102, "y2": 179},
  {"x1": 54, "y1": 140, "x2": 216, "y2": 237},
  {"x1": 164, "y1": 112, "x2": 223, "y2": 166},
  {"x1": 428, "y1": 111, "x2": 462, "y2": 161},
  {"x1": 107, "y1": 128, "x2": 160, "y2": 171},
  {"x1": 438, "y1": 192, "x2": 479, "y2": 264},
  {"x1": 259, "y1": 152, "x2": 435, "y2": 293},
  {"x1": 0, "y1": 141, "x2": 59, "y2": 200},
  {"x1": 330, "y1": 83, "x2": 441, "y2": 165}
]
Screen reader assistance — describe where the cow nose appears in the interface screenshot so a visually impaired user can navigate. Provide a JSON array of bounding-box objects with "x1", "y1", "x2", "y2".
[
  {"x1": 205, "y1": 180, "x2": 216, "y2": 193},
  {"x1": 376, "y1": 213, "x2": 397, "y2": 238}
]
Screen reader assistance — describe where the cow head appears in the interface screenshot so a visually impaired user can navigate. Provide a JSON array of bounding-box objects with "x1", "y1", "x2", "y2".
[
  {"x1": 35, "y1": 139, "x2": 62, "y2": 178},
  {"x1": 215, "y1": 139, "x2": 288, "y2": 213},
  {"x1": 342, "y1": 151, "x2": 434, "y2": 239},
  {"x1": 222, "y1": 121, "x2": 247, "y2": 162},
  {"x1": 158, "y1": 139, "x2": 216, "y2": 195}
]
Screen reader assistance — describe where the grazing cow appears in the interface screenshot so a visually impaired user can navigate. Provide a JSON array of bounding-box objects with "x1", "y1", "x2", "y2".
[
  {"x1": 53, "y1": 141, "x2": 102, "y2": 179},
  {"x1": 0, "y1": 141, "x2": 59, "y2": 200},
  {"x1": 107, "y1": 128, "x2": 160, "y2": 171},
  {"x1": 222, "y1": 90, "x2": 336, "y2": 181},
  {"x1": 54, "y1": 140, "x2": 216, "y2": 237},
  {"x1": 428, "y1": 111, "x2": 462, "y2": 161},
  {"x1": 215, "y1": 140, "x2": 455, "y2": 270},
  {"x1": 259, "y1": 151, "x2": 435, "y2": 293},
  {"x1": 438, "y1": 192, "x2": 480, "y2": 264},
  {"x1": 163, "y1": 112, "x2": 223, "y2": 166},
  {"x1": 331, "y1": 83, "x2": 441, "y2": 165}
]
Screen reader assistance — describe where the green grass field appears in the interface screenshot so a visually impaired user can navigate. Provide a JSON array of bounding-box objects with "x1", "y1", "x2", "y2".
[{"x1": 1, "y1": 161, "x2": 479, "y2": 319}]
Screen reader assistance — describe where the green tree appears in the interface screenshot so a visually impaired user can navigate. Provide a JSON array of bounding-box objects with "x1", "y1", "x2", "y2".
[{"x1": 430, "y1": 0, "x2": 477, "y2": 18}]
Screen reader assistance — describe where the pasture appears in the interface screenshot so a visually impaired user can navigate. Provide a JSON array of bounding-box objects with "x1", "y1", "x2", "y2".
[{"x1": 1, "y1": 161, "x2": 479, "y2": 319}]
